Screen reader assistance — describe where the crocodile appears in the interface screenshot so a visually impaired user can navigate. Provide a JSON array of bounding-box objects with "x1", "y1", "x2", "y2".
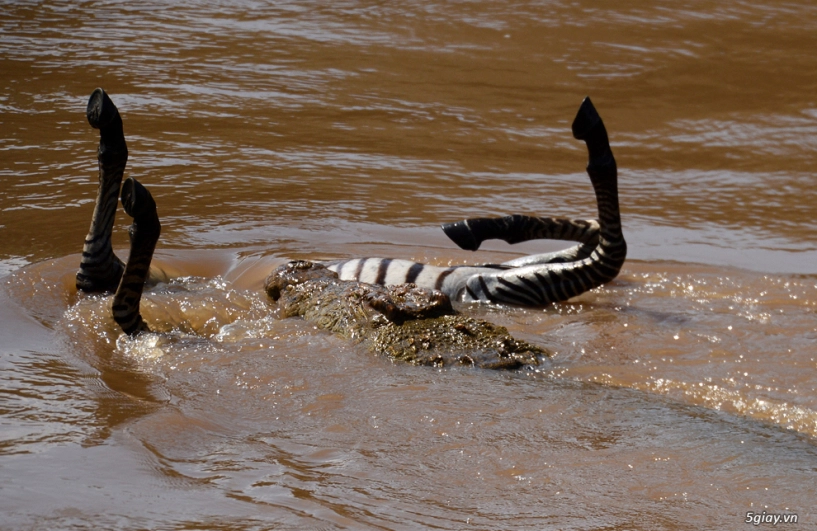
[{"x1": 266, "y1": 260, "x2": 547, "y2": 369}]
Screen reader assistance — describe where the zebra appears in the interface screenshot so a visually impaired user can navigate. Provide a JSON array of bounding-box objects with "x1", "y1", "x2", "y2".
[
  {"x1": 324, "y1": 97, "x2": 626, "y2": 306},
  {"x1": 76, "y1": 89, "x2": 626, "y2": 335}
]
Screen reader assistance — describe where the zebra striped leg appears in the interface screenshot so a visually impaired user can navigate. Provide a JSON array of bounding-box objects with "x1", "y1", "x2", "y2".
[
  {"x1": 459, "y1": 97, "x2": 627, "y2": 305},
  {"x1": 76, "y1": 88, "x2": 127, "y2": 293},
  {"x1": 442, "y1": 215, "x2": 599, "y2": 252},
  {"x1": 499, "y1": 237, "x2": 597, "y2": 268},
  {"x1": 442, "y1": 215, "x2": 601, "y2": 267},
  {"x1": 112, "y1": 177, "x2": 161, "y2": 336}
]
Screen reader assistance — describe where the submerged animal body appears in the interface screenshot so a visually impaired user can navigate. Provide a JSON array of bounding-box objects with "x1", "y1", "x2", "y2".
[
  {"x1": 74, "y1": 88, "x2": 626, "y2": 361},
  {"x1": 266, "y1": 260, "x2": 545, "y2": 369}
]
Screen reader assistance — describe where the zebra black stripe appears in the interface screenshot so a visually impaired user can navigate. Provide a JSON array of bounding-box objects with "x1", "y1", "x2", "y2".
[
  {"x1": 354, "y1": 259, "x2": 367, "y2": 280},
  {"x1": 496, "y1": 277, "x2": 540, "y2": 306},
  {"x1": 476, "y1": 276, "x2": 493, "y2": 303},
  {"x1": 375, "y1": 258, "x2": 392, "y2": 285},
  {"x1": 435, "y1": 268, "x2": 455, "y2": 291},
  {"x1": 406, "y1": 262, "x2": 424, "y2": 284}
]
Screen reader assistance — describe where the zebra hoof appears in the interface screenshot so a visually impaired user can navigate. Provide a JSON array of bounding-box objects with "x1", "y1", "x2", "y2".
[
  {"x1": 571, "y1": 97, "x2": 602, "y2": 141},
  {"x1": 121, "y1": 177, "x2": 156, "y2": 220},
  {"x1": 86, "y1": 88, "x2": 121, "y2": 130},
  {"x1": 441, "y1": 221, "x2": 480, "y2": 251}
]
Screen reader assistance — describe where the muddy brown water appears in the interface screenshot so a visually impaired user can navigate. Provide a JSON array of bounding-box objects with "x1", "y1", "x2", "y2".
[{"x1": 1, "y1": 1, "x2": 816, "y2": 529}]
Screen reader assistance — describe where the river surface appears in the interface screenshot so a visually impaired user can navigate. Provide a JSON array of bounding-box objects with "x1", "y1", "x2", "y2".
[{"x1": 1, "y1": 1, "x2": 816, "y2": 529}]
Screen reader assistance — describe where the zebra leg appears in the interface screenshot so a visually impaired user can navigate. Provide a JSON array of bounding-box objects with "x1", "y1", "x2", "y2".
[
  {"x1": 442, "y1": 215, "x2": 599, "y2": 252},
  {"x1": 76, "y1": 88, "x2": 127, "y2": 293},
  {"x1": 499, "y1": 238, "x2": 597, "y2": 268},
  {"x1": 442, "y1": 215, "x2": 601, "y2": 267},
  {"x1": 112, "y1": 177, "x2": 161, "y2": 336},
  {"x1": 459, "y1": 97, "x2": 627, "y2": 305}
]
